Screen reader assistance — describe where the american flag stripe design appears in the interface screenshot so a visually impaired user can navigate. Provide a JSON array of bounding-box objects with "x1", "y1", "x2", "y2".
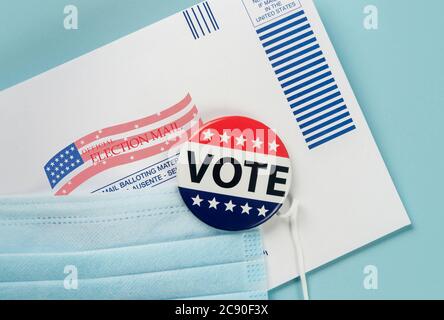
[
  {"x1": 256, "y1": 10, "x2": 356, "y2": 150},
  {"x1": 74, "y1": 94, "x2": 193, "y2": 151},
  {"x1": 183, "y1": 1, "x2": 219, "y2": 40},
  {"x1": 44, "y1": 94, "x2": 200, "y2": 195},
  {"x1": 77, "y1": 105, "x2": 198, "y2": 163}
]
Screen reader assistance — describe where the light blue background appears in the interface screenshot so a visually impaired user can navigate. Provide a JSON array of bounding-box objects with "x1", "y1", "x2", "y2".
[{"x1": 1, "y1": 0, "x2": 443, "y2": 299}]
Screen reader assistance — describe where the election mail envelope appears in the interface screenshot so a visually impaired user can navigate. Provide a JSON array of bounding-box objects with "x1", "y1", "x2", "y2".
[{"x1": 0, "y1": 0, "x2": 411, "y2": 288}]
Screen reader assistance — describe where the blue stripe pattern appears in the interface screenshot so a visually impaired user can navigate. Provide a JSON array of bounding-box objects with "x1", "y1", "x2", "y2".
[
  {"x1": 256, "y1": 10, "x2": 356, "y2": 150},
  {"x1": 183, "y1": 1, "x2": 219, "y2": 40}
]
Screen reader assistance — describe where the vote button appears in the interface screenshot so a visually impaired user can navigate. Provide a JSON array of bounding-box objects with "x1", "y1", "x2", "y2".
[{"x1": 177, "y1": 116, "x2": 292, "y2": 231}]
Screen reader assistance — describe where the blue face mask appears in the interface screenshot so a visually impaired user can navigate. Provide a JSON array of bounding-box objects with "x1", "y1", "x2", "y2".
[{"x1": 0, "y1": 187, "x2": 267, "y2": 300}]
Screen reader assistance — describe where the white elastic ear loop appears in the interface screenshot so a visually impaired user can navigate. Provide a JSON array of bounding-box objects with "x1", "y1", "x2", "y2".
[{"x1": 279, "y1": 197, "x2": 309, "y2": 300}]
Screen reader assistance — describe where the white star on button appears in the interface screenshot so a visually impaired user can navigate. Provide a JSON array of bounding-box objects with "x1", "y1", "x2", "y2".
[
  {"x1": 208, "y1": 197, "x2": 220, "y2": 209},
  {"x1": 224, "y1": 200, "x2": 236, "y2": 212},
  {"x1": 235, "y1": 135, "x2": 247, "y2": 146},
  {"x1": 241, "y1": 203, "x2": 252, "y2": 214},
  {"x1": 269, "y1": 140, "x2": 280, "y2": 152},
  {"x1": 202, "y1": 129, "x2": 215, "y2": 141},
  {"x1": 191, "y1": 194, "x2": 203, "y2": 207},
  {"x1": 220, "y1": 132, "x2": 231, "y2": 144},
  {"x1": 257, "y1": 205, "x2": 269, "y2": 217},
  {"x1": 252, "y1": 137, "x2": 263, "y2": 149}
]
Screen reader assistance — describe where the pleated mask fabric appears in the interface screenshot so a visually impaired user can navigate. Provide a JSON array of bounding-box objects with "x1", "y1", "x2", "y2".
[{"x1": 0, "y1": 186, "x2": 268, "y2": 300}]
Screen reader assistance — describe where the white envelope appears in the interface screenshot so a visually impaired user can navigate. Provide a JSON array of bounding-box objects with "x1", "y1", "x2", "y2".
[{"x1": 0, "y1": 0, "x2": 410, "y2": 289}]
